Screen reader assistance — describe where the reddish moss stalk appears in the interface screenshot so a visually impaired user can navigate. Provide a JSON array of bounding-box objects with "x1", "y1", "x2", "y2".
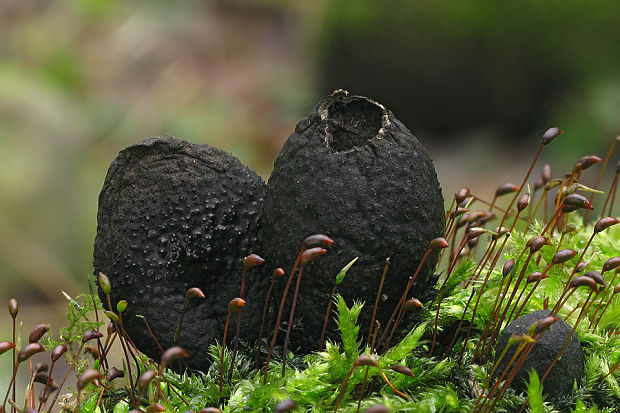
[
  {"x1": 444, "y1": 287, "x2": 476, "y2": 358},
  {"x1": 585, "y1": 137, "x2": 618, "y2": 223},
  {"x1": 263, "y1": 250, "x2": 303, "y2": 384},
  {"x1": 319, "y1": 283, "x2": 339, "y2": 351},
  {"x1": 256, "y1": 268, "x2": 284, "y2": 360},
  {"x1": 378, "y1": 248, "x2": 433, "y2": 353},
  {"x1": 367, "y1": 258, "x2": 390, "y2": 346}
]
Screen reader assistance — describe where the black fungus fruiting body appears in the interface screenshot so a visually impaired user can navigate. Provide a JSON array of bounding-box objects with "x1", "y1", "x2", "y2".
[
  {"x1": 494, "y1": 310, "x2": 585, "y2": 398},
  {"x1": 94, "y1": 136, "x2": 267, "y2": 371},
  {"x1": 263, "y1": 90, "x2": 445, "y2": 352}
]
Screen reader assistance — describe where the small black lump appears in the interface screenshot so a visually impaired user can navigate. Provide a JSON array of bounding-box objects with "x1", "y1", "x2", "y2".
[{"x1": 494, "y1": 310, "x2": 585, "y2": 398}]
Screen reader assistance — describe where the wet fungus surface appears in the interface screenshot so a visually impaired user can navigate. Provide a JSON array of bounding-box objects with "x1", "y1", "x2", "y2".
[
  {"x1": 262, "y1": 90, "x2": 445, "y2": 352},
  {"x1": 94, "y1": 136, "x2": 267, "y2": 371}
]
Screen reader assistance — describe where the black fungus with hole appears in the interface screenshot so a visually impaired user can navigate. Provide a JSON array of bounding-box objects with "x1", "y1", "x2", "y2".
[
  {"x1": 263, "y1": 90, "x2": 445, "y2": 352},
  {"x1": 494, "y1": 310, "x2": 585, "y2": 398},
  {"x1": 94, "y1": 136, "x2": 267, "y2": 372}
]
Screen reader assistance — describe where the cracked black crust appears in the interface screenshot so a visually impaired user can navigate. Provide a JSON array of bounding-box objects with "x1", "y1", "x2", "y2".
[
  {"x1": 94, "y1": 136, "x2": 267, "y2": 371},
  {"x1": 263, "y1": 91, "x2": 445, "y2": 352}
]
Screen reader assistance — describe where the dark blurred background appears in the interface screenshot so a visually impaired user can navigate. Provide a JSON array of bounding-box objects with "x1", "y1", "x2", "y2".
[{"x1": 1, "y1": 0, "x2": 619, "y2": 385}]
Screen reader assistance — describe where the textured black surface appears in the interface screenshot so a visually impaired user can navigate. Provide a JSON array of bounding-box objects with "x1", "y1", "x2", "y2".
[
  {"x1": 263, "y1": 90, "x2": 445, "y2": 352},
  {"x1": 94, "y1": 136, "x2": 267, "y2": 371},
  {"x1": 494, "y1": 310, "x2": 585, "y2": 397}
]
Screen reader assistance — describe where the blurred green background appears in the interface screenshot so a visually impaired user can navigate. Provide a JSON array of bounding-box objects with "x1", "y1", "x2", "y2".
[{"x1": 0, "y1": 0, "x2": 619, "y2": 385}]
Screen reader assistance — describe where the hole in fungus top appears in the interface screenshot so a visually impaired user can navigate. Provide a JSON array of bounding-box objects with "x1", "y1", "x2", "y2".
[{"x1": 326, "y1": 98, "x2": 384, "y2": 152}]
